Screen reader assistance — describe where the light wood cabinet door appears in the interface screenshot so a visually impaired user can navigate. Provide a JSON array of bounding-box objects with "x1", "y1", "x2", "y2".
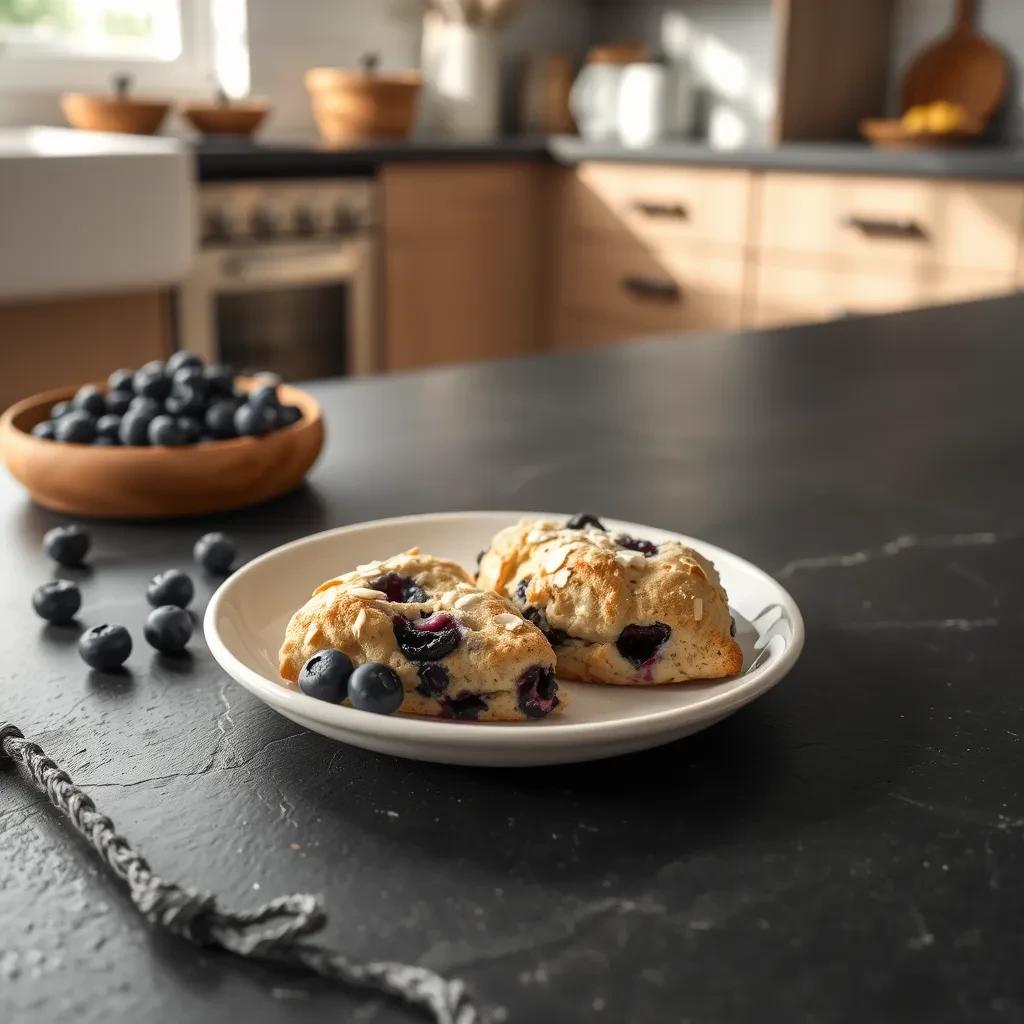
[
  {"x1": 757, "y1": 172, "x2": 1024, "y2": 272},
  {"x1": 382, "y1": 163, "x2": 543, "y2": 370}
]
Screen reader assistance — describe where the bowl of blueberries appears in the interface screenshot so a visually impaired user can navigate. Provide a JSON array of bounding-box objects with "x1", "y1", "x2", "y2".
[{"x1": 0, "y1": 350, "x2": 323, "y2": 518}]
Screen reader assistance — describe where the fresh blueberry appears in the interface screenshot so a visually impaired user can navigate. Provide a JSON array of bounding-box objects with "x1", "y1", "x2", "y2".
[
  {"x1": 616, "y1": 534, "x2": 658, "y2": 557},
  {"x1": 278, "y1": 404, "x2": 302, "y2": 427},
  {"x1": 107, "y1": 368, "x2": 135, "y2": 393},
  {"x1": 440, "y1": 692, "x2": 488, "y2": 720},
  {"x1": 167, "y1": 350, "x2": 204, "y2": 375},
  {"x1": 105, "y1": 390, "x2": 132, "y2": 416},
  {"x1": 50, "y1": 400, "x2": 71, "y2": 419},
  {"x1": 514, "y1": 577, "x2": 531, "y2": 605},
  {"x1": 616, "y1": 622, "x2": 671, "y2": 668},
  {"x1": 248, "y1": 384, "x2": 280, "y2": 410},
  {"x1": 118, "y1": 411, "x2": 153, "y2": 446},
  {"x1": 147, "y1": 569, "x2": 194, "y2": 609},
  {"x1": 392, "y1": 611, "x2": 460, "y2": 661},
  {"x1": 94, "y1": 437, "x2": 118, "y2": 446},
  {"x1": 31, "y1": 420, "x2": 56, "y2": 440},
  {"x1": 43, "y1": 524, "x2": 90, "y2": 566},
  {"x1": 72, "y1": 385, "x2": 106, "y2": 418},
  {"x1": 165, "y1": 384, "x2": 206, "y2": 418},
  {"x1": 348, "y1": 662, "x2": 404, "y2": 714},
  {"x1": 143, "y1": 605, "x2": 193, "y2": 654},
  {"x1": 203, "y1": 364, "x2": 235, "y2": 396},
  {"x1": 148, "y1": 414, "x2": 186, "y2": 446},
  {"x1": 565, "y1": 513, "x2": 606, "y2": 531},
  {"x1": 204, "y1": 400, "x2": 238, "y2": 440},
  {"x1": 95, "y1": 414, "x2": 122, "y2": 442},
  {"x1": 516, "y1": 665, "x2": 559, "y2": 718},
  {"x1": 54, "y1": 411, "x2": 96, "y2": 444},
  {"x1": 133, "y1": 366, "x2": 171, "y2": 401},
  {"x1": 177, "y1": 416, "x2": 202, "y2": 444},
  {"x1": 415, "y1": 663, "x2": 450, "y2": 698},
  {"x1": 522, "y1": 605, "x2": 568, "y2": 647},
  {"x1": 79, "y1": 624, "x2": 132, "y2": 670},
  {"x1": 139, "y1": 359, "x2": 166, "y2": 376},
  {"x1": 172, "y1": 364, "x2": 208, "y2": 391},
  {"x1": 298, "y1": 649, "x2": 354, "y2": 703},
  {"x1": 234, "y1": 402, "x2": 277, "y2": 436},
  {"x1": 194, "y1": 531, "x2": 236, "y2": 574},
  {"x1": 369, "y1": 572, "x2": 428, "y2": 603},
  {"x1": 32, "y1": 579, "x2": 81, "y2": 624},
  {"x1": 129, "y1": 395, "x2": 161, "y2": 417}
]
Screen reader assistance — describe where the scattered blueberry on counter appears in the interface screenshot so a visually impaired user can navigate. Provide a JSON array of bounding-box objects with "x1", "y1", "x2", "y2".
[
  {"x1": 43, "y1": 524, "x2": 90, "y2": 566},
  {"x1": 33, "y1": 352, "x2": 303, "y2": 447},
  {"x1": 348, "y1": 662, "x2": 405, "y2": 715},
  {"x1": 78, "y1": 624, "x2": 132, "y2": 671},
  {"x1": 147, "y1": 569, "x2": 194, "y2": 609},
  {"x1": 144, "y1": 605, "x2": 193, "y2": 654},
  {"x1": 194, "y1": 532, "x2": 236, "y2": 574},
  {"x1": 298, "y1": 649, "x2": 354, "y2": 703},
  {"x1": 32, "y1": 580, "x2": 81, "y2": 624}
]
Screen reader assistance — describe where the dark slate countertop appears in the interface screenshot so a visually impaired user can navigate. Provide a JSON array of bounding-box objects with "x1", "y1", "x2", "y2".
[
  {"x1": 3, "y1": 296, "x2": 1024, "y2": 1023},
  {"x1": 196, "y1": 134, "x2": 1024, "y2": 181}
]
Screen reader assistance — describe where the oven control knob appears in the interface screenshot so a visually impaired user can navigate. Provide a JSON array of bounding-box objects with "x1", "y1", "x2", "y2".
[
  {"x1": 249, "y1": 205, "x2": 277, "y2": 238},
  {"x1": 293, "y1": 204, "x2": 317, "y2": 236},
  {"x1": 201, "y1": 208, "x2": 232, "y2": 243},
  {"x1": 332, "y1": 202, "x2": 359, "y2": 235}
]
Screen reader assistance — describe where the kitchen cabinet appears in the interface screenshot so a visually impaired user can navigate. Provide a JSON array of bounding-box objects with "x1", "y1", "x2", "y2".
[{"x1": 381, "y1": 163, "x2": 544, "y2": 371}]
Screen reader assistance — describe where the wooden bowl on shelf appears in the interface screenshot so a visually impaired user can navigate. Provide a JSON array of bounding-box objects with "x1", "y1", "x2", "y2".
[
  {"x1": 60, "y1": 92, "x2": 171, "y2": 135},
  {"x1": 859, "y1": 117, "x2": 982, "y2": 150},
  {"x1": 305, "y1": 66, "x2": 421, "y2": 144},
  {"x1": 181, "y1": 99, "x2": 270, "y2": 137},
  {"x1": 0, "y1": 379, "x2": 324, "y2": 519}
]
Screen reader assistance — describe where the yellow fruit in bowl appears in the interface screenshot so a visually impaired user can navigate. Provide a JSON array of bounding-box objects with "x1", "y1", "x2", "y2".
[
  {"x1": 901, "y1": 105, "x2": 930, "y2": 133},
  {"x1": 901, "y1": 100, "x2": 968, "y2": 135}
]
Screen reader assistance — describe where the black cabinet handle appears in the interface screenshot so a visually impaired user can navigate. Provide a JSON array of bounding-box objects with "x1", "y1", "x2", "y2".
[
  {"x1": 621, "y1": 275, "x2": 681, "y2": 301},
  {"x1": 840, "y1": 214, "x2": 926, "y2": 239},
  {"x1": 633, "y1": 200, "x2": 688, "y2": 220}
]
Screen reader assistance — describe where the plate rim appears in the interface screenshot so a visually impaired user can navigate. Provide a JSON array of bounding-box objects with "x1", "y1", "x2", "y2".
[{"x1": 204, "y1": 510, "x2": 805, "y2": 749}]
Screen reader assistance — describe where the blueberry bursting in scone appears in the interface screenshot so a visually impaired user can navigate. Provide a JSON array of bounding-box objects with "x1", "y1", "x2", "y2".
[
  {"x1": 278, "y1": 549, "x2": 562, "y2": 721},
  {"x1": 476, "y1": 516, "x2": 743, "y2": 685}
]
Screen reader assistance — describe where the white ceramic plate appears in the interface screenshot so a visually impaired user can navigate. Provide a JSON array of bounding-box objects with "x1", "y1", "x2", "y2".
[{"x1": 205, "y1": 512, "x2": 804, "y2": 767}]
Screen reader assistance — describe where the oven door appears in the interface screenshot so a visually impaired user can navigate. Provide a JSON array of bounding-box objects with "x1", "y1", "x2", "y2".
[{"x1": 178, "y1": 236, "x2": 378, "y2": 379}]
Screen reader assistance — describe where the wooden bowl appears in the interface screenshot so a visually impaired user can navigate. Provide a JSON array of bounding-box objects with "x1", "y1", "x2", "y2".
[
  {"x1": 61, "y1": 92, "x2": 170, "y2": 135},
  {"x1": 182, "y1": 100, "x2": 270, "y2": 137},
  {"x1": 0, "y1": 379, "x2": 324, "y2": 519},
  {"x1": 859, "y1": 117, "x2": 983, "y2": 149},
  {"x1": 305, "y1": 67, "x2": 421, "y2": 144}
]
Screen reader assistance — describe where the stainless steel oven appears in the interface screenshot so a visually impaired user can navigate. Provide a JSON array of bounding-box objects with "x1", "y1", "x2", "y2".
[{"x1": 178, "y1": 178, "x2": 379, "y2": 380}]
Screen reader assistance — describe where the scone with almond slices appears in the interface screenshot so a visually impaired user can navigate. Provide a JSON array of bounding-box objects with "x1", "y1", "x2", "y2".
[
  {"x1": 476, "y1": 515, "x2": 742, "y2": 686},
  {"x1": 279, "y1": 549, "x2": 562, "y2": 721}
]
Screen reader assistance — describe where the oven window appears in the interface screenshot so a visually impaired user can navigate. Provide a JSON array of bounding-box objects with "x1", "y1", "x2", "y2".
[{"x1": 217, "y1": 284, "x2": 348, "y2": 381}]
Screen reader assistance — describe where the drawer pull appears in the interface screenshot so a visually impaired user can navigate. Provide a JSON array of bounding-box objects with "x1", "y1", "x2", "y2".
[
  {"x1": 633, "y1": 200, "x2": 689, "y2": 220},
  {"x1": 840, "y1": 214, "x2": 926, "y2": 239},
  {"x1": 621, "y1": 275, "x2": 681, "y2": 301}
]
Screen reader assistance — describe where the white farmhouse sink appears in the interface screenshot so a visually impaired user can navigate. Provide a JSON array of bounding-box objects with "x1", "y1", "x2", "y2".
[{"x1": 0, "y1": 127, "x2": 194, "y2": 302}]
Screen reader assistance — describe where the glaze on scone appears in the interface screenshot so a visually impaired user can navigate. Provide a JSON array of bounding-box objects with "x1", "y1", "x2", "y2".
[
  {"x1": 476, "y1": 518, "x2": 742, "y2": 685},
  {"x1": 278, "y1": 549, "x2": 561, "y2": 721}
]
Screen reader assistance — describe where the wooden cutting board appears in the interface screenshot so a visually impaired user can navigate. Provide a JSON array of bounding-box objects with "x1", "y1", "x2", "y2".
[{"x1": 901, "y1": 0, "x2": 1007, "y2": 122}]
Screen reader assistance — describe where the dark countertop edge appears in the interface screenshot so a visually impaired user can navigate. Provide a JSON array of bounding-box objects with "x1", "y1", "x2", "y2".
[{"x1": 194, "y1": 135, "x2": 1024, "y2": 182}]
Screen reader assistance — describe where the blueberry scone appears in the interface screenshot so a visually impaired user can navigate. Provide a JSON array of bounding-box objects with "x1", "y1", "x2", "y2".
[
  {"x1": 476, "y1": 515, "x2": 742, "y2": 685},
  {"x1": 279, "y1": 549, "x2": 561, "y2": 720}
]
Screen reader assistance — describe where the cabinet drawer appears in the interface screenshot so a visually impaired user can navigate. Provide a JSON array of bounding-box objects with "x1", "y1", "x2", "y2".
[
  {"x1": 758, "y1": 172, "x2": 1024, "y2": 272},
  {"x1": 558, "y1": 239, "x2": 746, "y2": 337},
  {"x1": 568, "y1": 163, "x2": 753, "y2": 248},
  {"x1": 752, "y1": 256, "x2": 1016, "y2": 328}
]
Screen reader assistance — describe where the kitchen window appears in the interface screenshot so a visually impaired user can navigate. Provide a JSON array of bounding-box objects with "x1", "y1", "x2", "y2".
[{"x1": 0, "y1": 0, "x2": 248, "y2": 96}]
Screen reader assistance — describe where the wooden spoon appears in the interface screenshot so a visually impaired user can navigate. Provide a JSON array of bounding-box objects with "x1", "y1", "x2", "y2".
[{"x1": 901, "y1": 0, "x2": 1007, "y2": 122}]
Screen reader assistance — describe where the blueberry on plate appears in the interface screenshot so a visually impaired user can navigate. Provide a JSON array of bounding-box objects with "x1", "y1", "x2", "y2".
[
  {"x1": 348, "y1": 662, "x2": 404, "y2": 714},
  {"x1": 72, "y1": 385, "x2": 107, "y2": 418},
  {"x1": 96, "y1": 414, "x2": 122, "y2": 442},
  {"x1": 104, "y1": 390, "x2": 132, "y2": 416},
  {"x1": 298, "y1": 649, "x2": 354, "y2": 703},
  {"x1": 392, "y1": 612, "x2": 461, "y2": 661},
  {"x1": 204, "y1": 400, "x2": 237, "y2": 440},
  {"x1": 79, "y1": 624, "x2": 132, "y2": 670},
  {"x1": 147, "y1": 569, "x2": 194, "y2": 609},
  {"x1": 133, "y1": 366, "x2": 171, "y2": 401},
  {"x1": 565, "y1": 513, "x2": 606, "y2": 531},
  {"x1": 176, "y1": 416, "x2": 202, "y2": 444},
  {"x1": 55, "y1": 411, "x2": 96, "y2": 444},
  {"x1": 31, "y1": 420, "x2": 56, "y2": 440},
  {"x1": 167, "y1": 350, "x2": 204, "y2": 375},
  {"x1": 32, "y1": 579, "x2": 81, "y2": 624},
  {"x1": 203, "y1": 364, "x2": 235, "y2": 396},
  {"x1": 278, "y1": 404, "x2": 302, "y2": 427},
  {"x1": 50, "y1": 400, "x2": 71, "y2": 419},
  {"x1": 148, "y1": 414, "x2": 186, "y2": 446},
  {"x1": 108, "y1": 368, "x2": 135, "y2": 393},
  {"x1": 194, "y1": 531, "x2": 236, "y2": 574},
  {"x1": 144, "y1": 605, "x2": 193, "y2": 654},
  {"x1": 118, "y1": 411, "x2": 153, "y2": 446},
  {"x1": 234, "y1": 402, "x2": 277, "y2": 437},
  {"x1": 43, "y1": 524, "x2": 90, "y2": 566}
]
